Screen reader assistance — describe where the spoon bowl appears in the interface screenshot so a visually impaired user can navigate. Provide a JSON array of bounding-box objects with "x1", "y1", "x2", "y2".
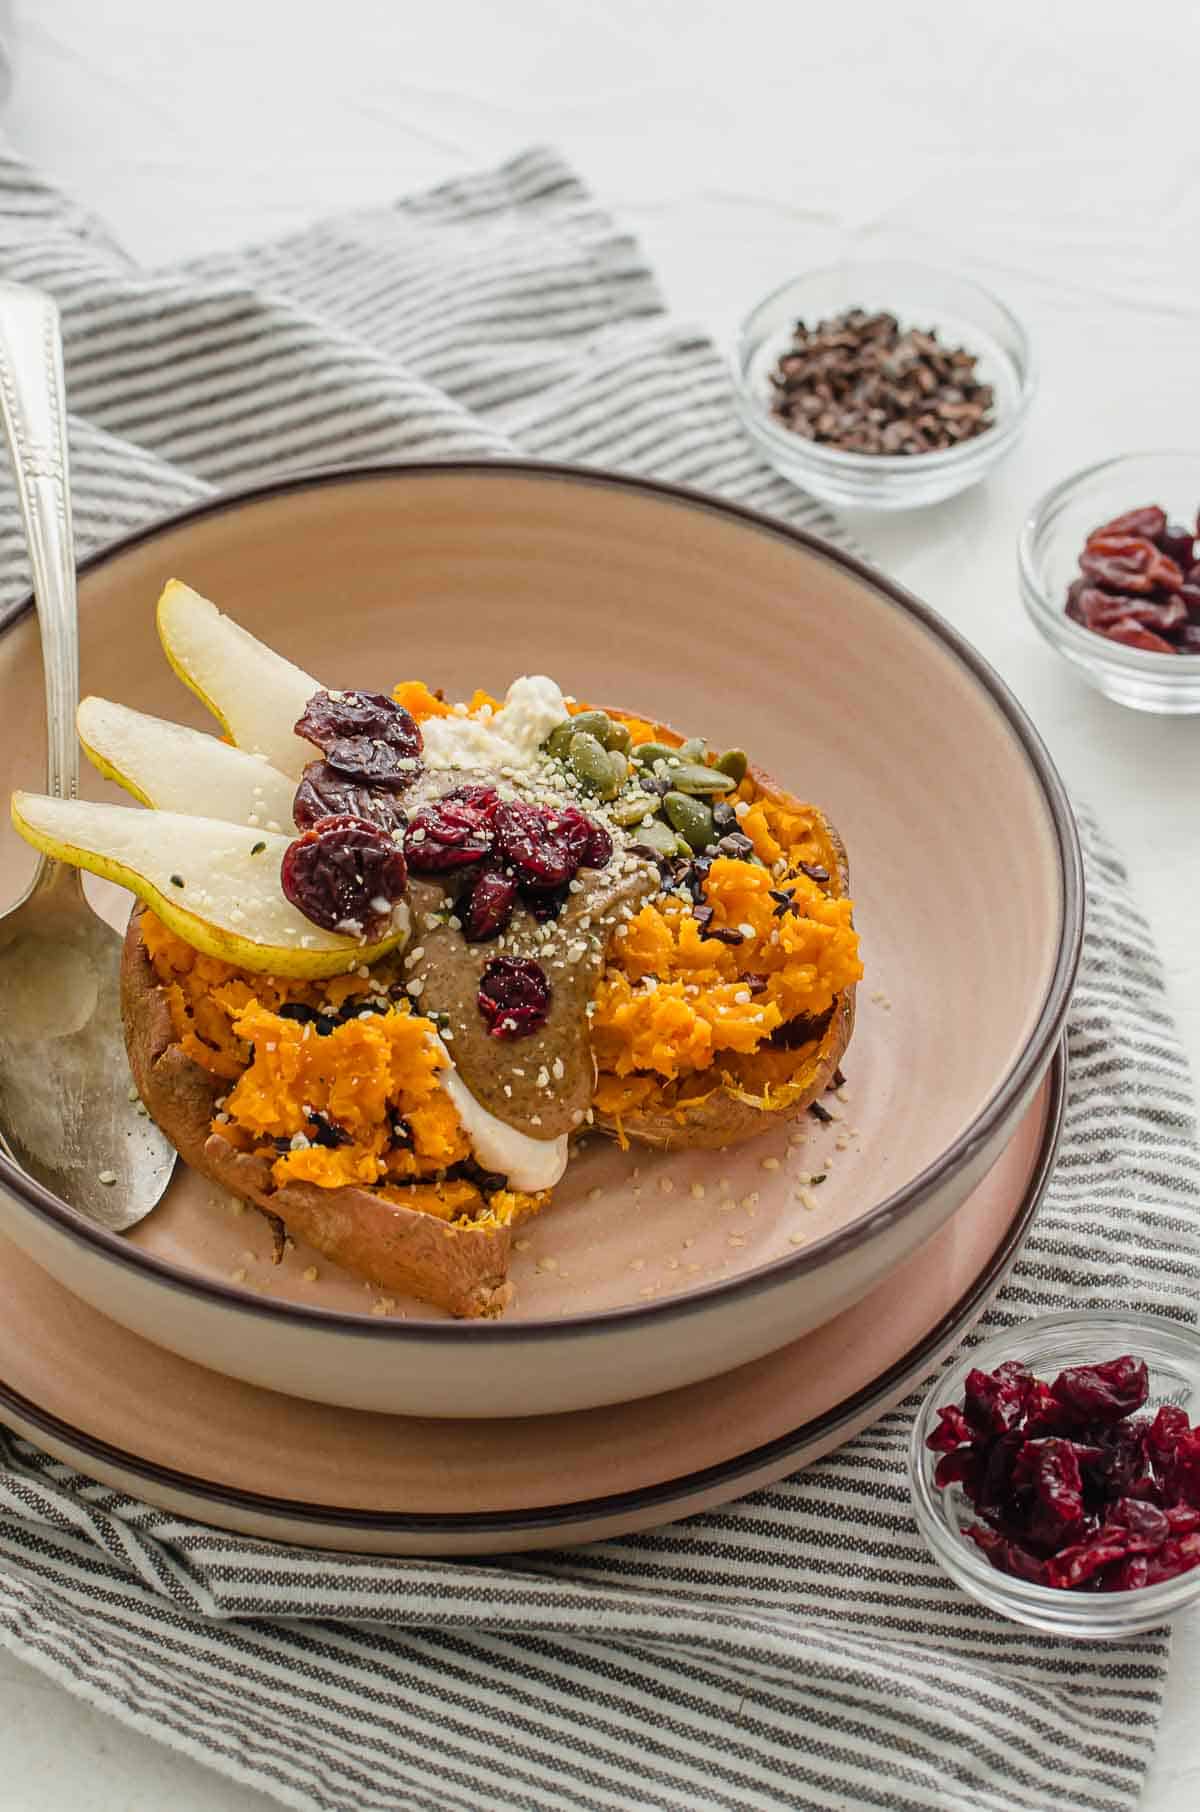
[{"x1": 0, "y1": 283, "x2": 174, "y2": 1229}]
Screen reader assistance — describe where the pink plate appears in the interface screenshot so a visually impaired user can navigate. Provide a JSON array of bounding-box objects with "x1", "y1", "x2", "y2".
[{"x1": 0, "y1": 1048, "x2": 1063, "y2": 1554}]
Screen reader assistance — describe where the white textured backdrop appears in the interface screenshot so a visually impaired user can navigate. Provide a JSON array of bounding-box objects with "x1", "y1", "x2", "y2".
[{"x1": 1, "y1": 3, "x2": 1197, "y2": 1808}]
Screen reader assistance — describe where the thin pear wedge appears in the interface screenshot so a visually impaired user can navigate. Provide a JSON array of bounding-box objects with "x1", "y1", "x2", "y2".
[
  {"x1": 11, "y1": 793, "x2": 409, "y2": 978},
  {"x1": 78, "y1": 696, "x2": 298, "y2": 827},
  {"x1": 156, "y1": 580, "x2": 323, "y2": 778}
]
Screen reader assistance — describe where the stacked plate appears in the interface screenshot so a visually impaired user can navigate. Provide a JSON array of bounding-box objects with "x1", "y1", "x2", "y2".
[{"x1": 0, "y1": 466, "x2": 1080, "y2": 1553}]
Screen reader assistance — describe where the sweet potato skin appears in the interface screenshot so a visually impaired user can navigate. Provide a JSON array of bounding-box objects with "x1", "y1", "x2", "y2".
[
  {"x1": 591, "y1": 717, "x2": 857, "y2": 1151},
  {"x1": 121, "y1": 910, "x2": 517, "y2": 1318}
]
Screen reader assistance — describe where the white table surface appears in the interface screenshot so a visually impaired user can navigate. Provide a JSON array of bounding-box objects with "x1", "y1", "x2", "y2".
[{"x1": 1, "y1": 2, "x2": 1197, "y2": 1807}]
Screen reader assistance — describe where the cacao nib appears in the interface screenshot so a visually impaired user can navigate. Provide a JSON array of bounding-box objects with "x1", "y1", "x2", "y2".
[
  {"x1": 280, "y1": 814, "x2": 408, "y2": 939},
  {"x1": 769, "y1": 1006, "x2": 835, "y2": 1050},
  {"x1": 477, "y1": 956, "x2": 551, "y2": 1039}
]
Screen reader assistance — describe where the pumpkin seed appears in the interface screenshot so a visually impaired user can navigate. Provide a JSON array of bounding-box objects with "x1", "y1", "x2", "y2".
[
  {"x1": 715, "y1": 748, "x2": 748, "y2": 784},
  {"x1": 604, "y1": 749, "x2": 630, "y2": 793},
  {"x1": 632, "y1": 740, "x2": 680, "y2": 770},
  {"x1": 630, "y1": 818, "x2": 688, "y2": 858},
  {"x1": 610, "y1": 792, "x2": 658, "y2": 827},
  {"x1": 663, "y1": 791, "x2": 715, "y2": 852},
  {"x1": 566, "y1": 709, "x2": 614, "y2": 744},
  {"x1": 669, "y1": 761, "x2": 736, "y2": 797},
  {"x1": 678, "y1": 736, "x2": 708, "y2": 762},
  {"x1": 568, "y1": 730, "x2": 619, "y2": 796},
  {"x1": 545, "y1": 720, "x2": 577, "y2": 760},
  {"x1": 604, "y1": 719, "x2": 633, "y2": 755}
]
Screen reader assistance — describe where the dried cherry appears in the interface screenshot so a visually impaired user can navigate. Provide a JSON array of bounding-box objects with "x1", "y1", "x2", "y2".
[
  {"x1": 296, "y1": 689, "x2": 422, "y2": 759},
  {"x1": 1079, "y1": 536, "x2": 1184, "y2": 596},
  {"x1": 1099, "y1": 620, "x2": 1177, "y2": 653},
  {"x1": 1087, "y1": 505, "x2": 1167, "y2": 543},
  {"x1": 477, "y1": 956, "x2": 551, "y2": 1038},
  {"x1": 294, "y1": 760, "x2": 408, "y2": 833},
  {"x1": 1159, "y1": 521, "x2": 1196, "y2": 567},
  {"x1": 281, "y1": 814, "x2": 408, "y2": 939},
  {"x1": 491, "y1": 801, "x2": 576, "y2": 887}
]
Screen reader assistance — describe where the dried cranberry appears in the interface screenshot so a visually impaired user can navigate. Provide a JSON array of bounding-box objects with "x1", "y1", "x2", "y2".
[
  {"x1": 1159, "y1": 521, "x2": 1196, "y2": 567},
  {"x1": 550, "y1": 805, "x2": 613, "y2": 870},
  {"x1": 1108, "y1": 1497, "x2": 1170, "y2": 1542},
  {"x1": 405, "y1": 793, "x2": 496, "y2": 872},
  {"x1": 1147, "y1": 1403, "x2": 1190, "y2": 1459},
  {"x1": 521, "y1": 880, "x2": 571, "y2": 923},
  {"x1": 477, "y1": 956, "x2": 551, "y2": 1039},
  {"x1": 1020, "y1": 1439, "x2": 1086, "y2": 1549},
  {"x1": 1166, "y1": 1427, "x2": 1200, "y2": 1507},
  {"x1": 460, "y1": 867, "x2": 520, "y2": 942},
  {"x1": 967, "y1": 1526, "x2": 1050, "y2": 1587},
  {"x1": 1087, "y1": 505, "x2": 1167, "y2": 544},
  {"x1": 927, "y1": 1403, "x2": 973, "y2": 1453},
  {"x1": 491, "y1": 801, "x2": 575, "y2": 887},
  {"x1": 1048, "y1": 1532, "x2": 1139, "y2": 1590},
  {"x1": 963, "y1": 1361, "x2": 1032, "y2": 1436},
  {"x1": 294, "y1": 760, "x2": 408, "y2": 833},
  {"x1": 281, "y1": 814, "x2": 408, "y2": 938},
  {"x1": 1166, "y1": 1505, "x2": 1200, "y2": 1535},
  {"x1": 1050, "y1": 1356, "x2": 1149, "y2": 1424},
  {"x1": 296, "y1": 689, "x2": 422, "y2": 760}
]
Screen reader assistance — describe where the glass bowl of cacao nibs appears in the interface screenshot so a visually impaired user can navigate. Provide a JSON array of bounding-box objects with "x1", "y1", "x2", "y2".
[
  {"x1": 908, "y1": 1312, "x2": 1200, "y2": 1638},
  {"x1": 1020, "y1": 451, "x2": 1200, "y2": 714},
  {"x1": 734, "y1": 260, "x2": 1035, "y2": 510}
]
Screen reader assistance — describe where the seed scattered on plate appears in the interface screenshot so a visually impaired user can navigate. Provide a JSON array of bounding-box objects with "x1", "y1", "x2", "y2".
[
  {"x1": 302, "y1": 1266, "x2": 318, "y2": 1283},
  {"x1": 536, "y1": 1256, "x2": 559, "y2": 1274},
  {"x1": 727, "y1": 1233, "x2": 746, "y2": 1248},
  {"x1": 231, "y1": 1266, "x2": 247, "y2": 1283},
  {"x1": 760, "y1": 1156, "x2": 781, "y2": 1172},
  {"x1": 690, "y1": 1182, "x2": 706, "y2": 1199},
  {"x1": 97, "y1": 1169, "x2": 116, "y2": 1185},
  {"x1": 629, "y1": 1257, "x2": 645, "y2": 1271},
  {"x1": 658, "y1": 1177, "x2": 674, "y2": 1195},
  {"x1": 588, "y1": 1186, "x2": 602, "y2": 1202}
]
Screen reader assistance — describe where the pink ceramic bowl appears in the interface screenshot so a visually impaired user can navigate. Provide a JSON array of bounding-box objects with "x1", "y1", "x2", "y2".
[{"x1": 0, "y1": 464, "x2": 1082, "y2": 1417}]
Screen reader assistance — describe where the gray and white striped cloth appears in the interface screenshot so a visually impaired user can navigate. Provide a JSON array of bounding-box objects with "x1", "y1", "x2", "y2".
[{"x1": 0, "y1": 140, "x2": 1195, "y2": 1812}]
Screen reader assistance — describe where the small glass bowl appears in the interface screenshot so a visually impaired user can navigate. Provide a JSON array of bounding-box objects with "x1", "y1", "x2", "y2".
[
  {"x1": 1019, "y1": 450, "x2": 1200, "y2": 714},
  {"x1": 908, "y1": 1311, "x2": 1200, "y2": 1639},
  {"x1": 733, "y1": 259, "x2": 1035, "y2": 510}
]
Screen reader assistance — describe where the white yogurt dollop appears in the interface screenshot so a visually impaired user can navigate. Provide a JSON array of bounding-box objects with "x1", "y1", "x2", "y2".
[
  {"x1": 420, "y1": 675, "x2": 567, "y2": 772},
  {"x1": 437, "y1": 1057, "x2": 568, "y2": 1192}
]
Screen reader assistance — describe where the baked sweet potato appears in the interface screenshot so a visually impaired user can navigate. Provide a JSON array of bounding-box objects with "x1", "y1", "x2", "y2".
[
  {"x1": 121, "y1": 909, "x2": 531, "y2": 1318},
  {"x1": 589, "y1": 714, "x2": 857, "y2": 1151}
]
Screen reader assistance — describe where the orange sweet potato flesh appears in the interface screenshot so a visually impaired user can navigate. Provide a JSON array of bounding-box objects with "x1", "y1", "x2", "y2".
[
  {"x1": 121, "y1": 909, "x2": 525, "y2": 1318},
  {"x1": 590, "y1": 713, "x2": 857, "y2": 1151}
]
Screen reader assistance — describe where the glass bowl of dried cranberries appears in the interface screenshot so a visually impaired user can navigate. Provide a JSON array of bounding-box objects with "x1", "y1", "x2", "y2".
[
  {"x1": 733, "y1": 259, "x2": 1036, "y2": 510},
  {"x1": 908, "y1": 1312, "x2": 1200, "y2": 1638},
  {"x1": 1020, "y1": 451, "x2": 1200, "y2": 713}
]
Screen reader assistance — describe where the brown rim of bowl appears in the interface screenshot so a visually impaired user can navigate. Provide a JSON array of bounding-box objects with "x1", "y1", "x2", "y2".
[
  {"x1": 0, "y1": 459, "x2": 1084, "y2": 1344},
  {"x1": 0, "y1": 1043, "x2": 1065, "y2": 1531}
]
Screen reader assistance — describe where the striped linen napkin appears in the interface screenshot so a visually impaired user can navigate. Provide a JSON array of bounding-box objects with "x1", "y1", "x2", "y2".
[{"x1": 0, "y1": 140, "x2": 1196, "y2": 1812}]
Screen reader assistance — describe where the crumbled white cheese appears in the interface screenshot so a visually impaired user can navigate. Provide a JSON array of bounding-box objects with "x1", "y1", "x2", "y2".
[{"x1": 420, "y1": 675, "x2": 568, "y2": 771}]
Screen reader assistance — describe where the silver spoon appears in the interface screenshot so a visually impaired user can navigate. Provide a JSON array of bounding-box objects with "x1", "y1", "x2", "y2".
[{"x1": 0, "y1": 282, "x2": 175, "y2": 1229}]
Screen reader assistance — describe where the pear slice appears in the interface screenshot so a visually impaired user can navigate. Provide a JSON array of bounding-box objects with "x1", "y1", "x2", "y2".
[
  {"x1": 78, "y1": 696, "x2": 298, "y2": 828},
  {"x1": 156, "y1": 580, "x2": 323, "y2": 778},
  {"x1": 11, "y1": 793, "x2": 408, "y2": 978}
]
